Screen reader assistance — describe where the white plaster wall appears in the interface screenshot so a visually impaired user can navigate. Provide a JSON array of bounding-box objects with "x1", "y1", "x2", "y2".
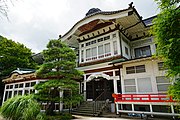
[
  {"x1": 121, "y1": 59, "x2": 166, "y2": 94},
  {"x1": 121, "y1": 34, "x2": 131, "y2": 59}
]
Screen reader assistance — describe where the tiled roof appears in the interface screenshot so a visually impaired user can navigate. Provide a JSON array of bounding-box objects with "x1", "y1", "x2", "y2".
[
  {"x1": 11, "y1": 68, "x2": 35, "y2": 75},
  {"x1": 61, "y1": 7, "x2": 131, "y2": 39},
  {"x1": 143, "y1": 15, "x2": 157, "y2": 26}
]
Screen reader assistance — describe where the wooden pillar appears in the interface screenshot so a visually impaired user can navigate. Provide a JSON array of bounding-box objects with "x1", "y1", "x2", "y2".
[{"x1": 132, "y1": 104, "x2": 134, "y2": 111}]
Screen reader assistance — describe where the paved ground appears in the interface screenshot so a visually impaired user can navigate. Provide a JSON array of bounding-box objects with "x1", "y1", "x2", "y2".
[
  {"x1": 73, "y1": 115, "x2": 138, "y2": 120},
  {"x1": 72, "y1": 115, "x2": 172, "y2": 120},
  {"x1": 0, "y1": 114, "x2": 172, "y2": 120}
]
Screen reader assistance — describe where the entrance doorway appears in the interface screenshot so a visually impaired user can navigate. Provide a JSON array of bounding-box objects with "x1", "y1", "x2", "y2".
[{"x1": 86, "y1": 78, "x2": 114, "y2": 101}]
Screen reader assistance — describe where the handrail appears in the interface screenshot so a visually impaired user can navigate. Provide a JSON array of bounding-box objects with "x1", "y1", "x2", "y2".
[
  {"x1": 93, "y1": 91, "x2": 108, "y2": 116},
  {"x1": 94, "y1": 91, "x2": 105, "y2": 101},
  {"x1": 112, "y1": 93, "x2": 176, "y2": 103}
]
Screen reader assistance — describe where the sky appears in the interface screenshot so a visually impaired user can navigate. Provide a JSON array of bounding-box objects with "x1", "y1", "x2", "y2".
[{"x1": 0, "y1": 0, "x2": 159, "y2": 53}]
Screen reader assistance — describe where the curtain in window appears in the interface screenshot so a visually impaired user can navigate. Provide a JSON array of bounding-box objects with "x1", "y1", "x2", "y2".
[
  {"x1": 92, "y1": 47, "x2": 97, "y2": 57},
  {"x1": 86, "y1": 49, "x2": 91, "y2": 58},
  {"x1": 124, "y1": 79, "x2": 136, "y2": 93},
  {"x1": 113, "y1": 41, "x2": 118, "y2": 55},
  {"x1": 105, "y1": 43, "x2": 110, "y2": 53},
  {"x1": 98, "y1": 45, "x2": 103, "y2": 55},
  {"x1": 135, "y1": 46, "x2": 151, "y2": 58},
  {"x1": 137, "y1": 77, "x2": 152, "y2": 93}
]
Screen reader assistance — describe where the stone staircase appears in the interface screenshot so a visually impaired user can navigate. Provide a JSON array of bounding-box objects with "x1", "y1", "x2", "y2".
[{"x1": 72, "y1": 101, "x2": 108, "y2": 116}]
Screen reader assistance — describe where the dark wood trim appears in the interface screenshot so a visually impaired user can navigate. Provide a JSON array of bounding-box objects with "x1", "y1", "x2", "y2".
[
  {"x1": 79, "y1": 55, "x2": 122, "y2": 67},
  {"x1": 79, "y1": 27, "x2": 118, "y2": 43},
  {"x1": 84, "y1": 66, "x2": 114, "y2": 74},
  {"x1": 4, "y1": 78, "x2": 46, "y2": 84}
]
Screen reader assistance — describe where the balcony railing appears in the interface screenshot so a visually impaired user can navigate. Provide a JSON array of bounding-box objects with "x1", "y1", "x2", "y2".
[{"x1": 112, "y1": 93, "x2": 176, "y2": 103}]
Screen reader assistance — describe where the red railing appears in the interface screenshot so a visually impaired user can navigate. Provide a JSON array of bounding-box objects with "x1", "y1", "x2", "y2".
[{"x1": 112, "y1": 93, "x2": 175, "y2": 103}]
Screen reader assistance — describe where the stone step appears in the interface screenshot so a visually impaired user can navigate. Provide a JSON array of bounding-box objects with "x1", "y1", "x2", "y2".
[
  {"x1": 71, "y1": 111, "x2": 98, "y2": 116},
  {"x1": 72, "y1": 101, "x2": 107, "y2": 116}
]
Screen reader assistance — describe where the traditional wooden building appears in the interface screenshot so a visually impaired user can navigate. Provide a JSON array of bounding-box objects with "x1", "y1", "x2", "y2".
[
  {"x1": 2, "y1": 3, "x2": 179, "y2": 118},
  {"x1": 2, "y1": 68, "x2": 63, "y2": 112},
  {"x1": 60, "y1": 3, "x2": 179, "y2": 118}
]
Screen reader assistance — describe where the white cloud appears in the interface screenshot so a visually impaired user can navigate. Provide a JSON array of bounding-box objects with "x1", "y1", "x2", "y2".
[{"x1": 0, "y1": 0, "x2": 159, "y2": 53}]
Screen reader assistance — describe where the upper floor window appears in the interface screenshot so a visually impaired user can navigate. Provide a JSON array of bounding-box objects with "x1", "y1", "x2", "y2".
[
  {"x1": 156, "y1": 76, "x2": 171, "y2": 92},
  {"x1": 126, "y1": 65, "x2": 146, "y2": 74},
  {"x1": 98, "y1": 38, "x2": 103, "y2": 42},
  {"x1": 158, "y1": 62, "x2": 167, "y2": 71},
  {"x1": 104, "y1": 43, "x2": 111, "y2": 57},
  {"x1": 134, "y1": 45, "x2": 151, "y2": 58},
  {"x1": 125, "y1": 47, "x2": 129, "y2": 56},
  {"x1": 81, "y1": 50, "x2": 84, "y2": 62},
  {"x1": 98, "y1": 45, "x2": 104, "y2": 58},
  {"x1": 113, "y1": 41, "x2": 118, "y2": 55},
  {"x1": 91, "y1": 47, "x2": 97, "y2": 60},
  {"x1": 86, "y1": 49, "x2": 91, "y2": 59},
  {"x1": 112, "y1": 33, "x2": 116, "y2": 38},
  {"x1": 81, "y1": 44, "x2": 84, "y2": 48},
  {"x1": 104, "y1": 36, "x2": 110, "y2": 41}
]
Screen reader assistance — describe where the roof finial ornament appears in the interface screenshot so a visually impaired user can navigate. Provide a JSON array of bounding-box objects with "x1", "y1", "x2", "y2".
[
  {"x1": 58, "y1": 35, "x2": 62, "y2": 40},
  {"x1": 86, "y1": 8, "x2": 101, "y2": 16},
  {"x1": 128, "y1": 2, "x2": 133, "y2": 8}
]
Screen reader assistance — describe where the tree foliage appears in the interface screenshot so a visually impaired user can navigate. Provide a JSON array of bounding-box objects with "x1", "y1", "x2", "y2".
[
  {"x1": 0, "y1": 36, "x2": 36, "y2": 77},
  {"x1": 0, "y1": 95, "x2": 45, "y2": 120},
  {"x1": 0, "y1": 35, "x2": 36, "y2": 105},
  {"x1": 34, "y1": 39, "x2": 83, "y2": 115},
  {"x1": 152, "y1": 0, "x2": 180, "y2": 105},
  {"x1": 154, "y1": 0, "x2": 179, "y2": 9}
]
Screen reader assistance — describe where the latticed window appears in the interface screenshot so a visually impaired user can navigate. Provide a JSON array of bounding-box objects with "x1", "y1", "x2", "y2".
[
  {"x1": 124, "y1": 79, "x2": 136, "y2": 93},
  {"x1": 156, "y1": 76, "x2": 171, "y2": 92},
  {"x1": 125, "y1": 47, "x2": 129, "y2": 55},
  {"x1": 81, "y1": 50, "x2": 84, "y2": 62},
  {"x1": 113, "y1": 41, "x2": 118, "y2": 55},
  {"x1": 86, "y1": 49, "x2": 91, "y2": 58},
  {"x1": 105, "y1": 43, "x2": 110, "y2": 53},
  {"x1": 137, "y1": 77, "x2": 152, "y2": 92},
  {"x1": 134, "y1": 45, "x2": 151, "y2": 58},
  {"x1": 126, "y1": 65, "x2": 145, "y2": 74},
  {"x1": 158, "y1": 62, "x2": 167, "y2": 71},
  {"x1": 91, "y1": 47, "x2": 97, "y2": 57}
]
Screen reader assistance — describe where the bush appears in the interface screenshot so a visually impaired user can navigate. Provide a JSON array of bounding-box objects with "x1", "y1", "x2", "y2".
[
  {"x1": 0, "y1": 95, "x2": 43, "y2": 120},
  {"x1": 47, "y1": 113, "x2": 73, "y2": 120}
]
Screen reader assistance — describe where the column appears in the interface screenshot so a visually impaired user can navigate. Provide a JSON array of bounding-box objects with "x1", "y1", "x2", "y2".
[
  {"x1": 116, "y1": 103, "x2": 119, "y2": 114},
  {"x1": 150, "y1": 104, "x2": 153, "y2": 112},
  {"x1": 22, "y1": 82, "x2": 25, "y2": 95},
  {"x1": 120, "y1": 68, "x2": 123, "y2": 93},
  {"x1": 12, "y1": 84, "x2": 15, "y2": 97},
  {"x1": 171, "y1": 104, "x2": 175, "y2": 114},
  {"x1": 83, "y1": 75, "x2": 86, "y2": 101},
  {"x1": 113, "y1": 79, "x2": 118, "y2": 94},
  {"x1": 2, "y1": 85, "x2": 7, "y2": 103},
  {"x1": 59, "y1": 91, "x2": 63, "y2": 112},
  {"x1": 132, "y1": 104, "x2": 134, "y2": 111}
]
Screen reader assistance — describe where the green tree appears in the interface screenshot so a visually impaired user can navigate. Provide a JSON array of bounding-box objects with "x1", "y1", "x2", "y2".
[
  {"x1": 0, "y1": 95, "x2": 45, "y2": 120},
  {"x1": 34, "y1": 39, "x2": 83, "y2": 115},
  {"x1": 0, "y1": 36, "x2": 36, "y2": 104},
  {"x1": 152, "y1": 0, "x2": 180, "y2": 107}
]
